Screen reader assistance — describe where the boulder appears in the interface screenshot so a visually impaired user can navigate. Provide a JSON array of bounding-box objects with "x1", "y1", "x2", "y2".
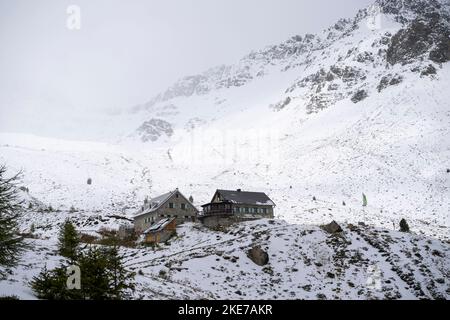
[
  {"x1": 322, "y1": 221, "x2": 343, "y2": 234},
  {"x1": 247, "y1": 246, "x2": 269, "y2": 266},
  {"x1": 399, "y1": 218, "x2": 410, "y2": 233}
]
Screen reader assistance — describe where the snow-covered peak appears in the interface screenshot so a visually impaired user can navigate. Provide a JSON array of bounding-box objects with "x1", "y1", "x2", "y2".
[{"x1": 130, "y1": 0, "x2": 448, "y2": 117}]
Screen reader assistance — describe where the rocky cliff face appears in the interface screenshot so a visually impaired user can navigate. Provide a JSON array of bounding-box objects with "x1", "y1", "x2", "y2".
[
  {"x1": 130, "y1": 0, "x2": 450, "y2": 142},
  {"x1": 387, "y1": 11, "x2": 450, "y2": 65}
]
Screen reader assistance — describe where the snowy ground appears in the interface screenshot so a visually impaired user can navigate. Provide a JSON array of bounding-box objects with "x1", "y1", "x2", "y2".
[
  {"x1": 1, "y1": 3, "x2": 449, "y2": 241},
  {"x1": 1, "y1": 220, "x2": 449, "y2": 300}
]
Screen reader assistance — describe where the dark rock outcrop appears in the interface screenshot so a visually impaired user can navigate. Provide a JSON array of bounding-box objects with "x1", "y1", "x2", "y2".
[
  {"x1": 387, "y1": 15, "x2": 450, "y2": 65},
  {"x1": 136, "y1": 119, "x2": 173, "y2": 142},
  {"x1": 351, "y1": 90, "x2": 369, "y2": 103},
  {"x1": 377, "y1": 74, "x2": 403, "y2": 92},
  {"x1": 420, "y1": 64, "x2": 437, "y2": 77}
]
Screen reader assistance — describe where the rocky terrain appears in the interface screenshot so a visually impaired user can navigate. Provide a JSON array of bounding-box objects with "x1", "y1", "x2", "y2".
[{"x1": 2, "y1": 220, "x2": 448, "y2": 300}]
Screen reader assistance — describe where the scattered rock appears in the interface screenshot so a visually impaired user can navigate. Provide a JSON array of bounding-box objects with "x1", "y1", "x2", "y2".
[
  {"x1": 302, "y1": 285, "x2": 312, "y2": 292},
  {"x1": 316, "y1": 293, "x2": 327, "y2": 300},
  {"x1": 356, "y1": 51, "x2": 374, "y2": 63},
  {"x1": 322, "y1": 221, "x2": 343, "y2": 234},
  {"x1": 432, "y1": 250, "x2": 443, "y2": 258},
  {"x1": 420, "y1": 64, "x2": 437, "y2": 77},
  {"x1": 247, "y1": 246, "x2": 269, "y2": 266},
  {"x1": 270, "y1": 96, "x2": 292, "y2": 111}
]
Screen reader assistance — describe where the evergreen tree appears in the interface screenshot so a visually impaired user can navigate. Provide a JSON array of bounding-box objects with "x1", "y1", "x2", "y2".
[
  {"x1": 77, "y1": 247, "x2": 111, "y2": 299},
  {"x1": 104, "y1": 246, "x2": 135, "y2": 299},
  {"x1": 0, "y1": 165, "x2": 25, "y2": 272},
  {"x1": 30, "y1": 265, "x2": 82, "y2": 300},
  {"x1": 399, "y1": 218, "x2": 410, "y2": 233},
  {"x1": 31, "y1": 246, "x2": 135, "y2": 300},
  {"x1": 58, "y1": 220, "x2": 80, "y2": 260}
]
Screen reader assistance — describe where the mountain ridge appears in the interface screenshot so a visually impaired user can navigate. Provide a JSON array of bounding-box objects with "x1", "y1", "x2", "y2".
[{"x1": 129, "y1": 0, "x2": 449, "y2": 120}]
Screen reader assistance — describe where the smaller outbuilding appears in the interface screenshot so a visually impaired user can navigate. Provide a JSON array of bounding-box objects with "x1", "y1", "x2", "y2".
[{"x1": 142, "y1": 217, "x2": 176, "y2": 244}]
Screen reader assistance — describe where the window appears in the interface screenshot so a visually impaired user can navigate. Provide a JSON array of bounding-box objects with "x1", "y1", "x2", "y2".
[
  {"x1": 263, "y1": 208, "x2": 267, "y2": 214},
  {"x1": 245, "y1": 207, "x2": 249, "y2": 213},
  {"x1": 184, "y1": 216, "x2": 189, "y2": 219},
  {"x1": 181, "y1": 203, "x2": 186, "y2": 210},
  {"x1": 176, "y1": 193, "x2": 179, "y2": 198},
  {"x1": 169, "y1": 202, "x2": 174, "y2": 209}
]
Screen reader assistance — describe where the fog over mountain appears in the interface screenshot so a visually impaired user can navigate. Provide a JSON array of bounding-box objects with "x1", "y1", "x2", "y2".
[{"x1": 0, "y1": 0, "x2": 372, "y2": 139}]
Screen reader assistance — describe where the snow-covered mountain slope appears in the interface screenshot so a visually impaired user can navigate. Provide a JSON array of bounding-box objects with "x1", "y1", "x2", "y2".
[
  {"x1": 127, "y1": 0, "x2": 449, "y2": 138},
  {"x1": 0, "y1": 133, "x2": 154, "y2": 213},
  {"x1": 2, "y1": 220, "x2": 448, "y2": 300},
  {"x1": 0, "y1": 0, "x2": 449, "y2": 240}
]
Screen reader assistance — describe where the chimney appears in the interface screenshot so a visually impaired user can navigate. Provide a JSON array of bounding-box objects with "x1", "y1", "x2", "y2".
[{"x1": 237, "y1": 189, "x2": 242, "y2": 192}]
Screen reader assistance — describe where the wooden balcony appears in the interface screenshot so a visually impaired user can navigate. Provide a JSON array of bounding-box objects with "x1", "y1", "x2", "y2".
[
  {"x1": 201, "y1": 201, "x2": 234, "y2": 217},
  {"x1": 201, "y1": 208, "x2": 233, "y2": 216}
]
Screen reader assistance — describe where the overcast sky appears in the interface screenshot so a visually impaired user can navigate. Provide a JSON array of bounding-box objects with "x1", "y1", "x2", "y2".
[{"x1": 0, "y1": 0, "x2": 373, "y2": 122}]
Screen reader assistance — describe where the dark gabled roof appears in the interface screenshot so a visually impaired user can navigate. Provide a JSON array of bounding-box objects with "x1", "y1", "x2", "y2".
[
  {"x1": 213, "y1": 189, "x2": 275, "y2": 206},
  {"x1": 134, "y1": 190, "x2": 174, "y2": 218}
]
